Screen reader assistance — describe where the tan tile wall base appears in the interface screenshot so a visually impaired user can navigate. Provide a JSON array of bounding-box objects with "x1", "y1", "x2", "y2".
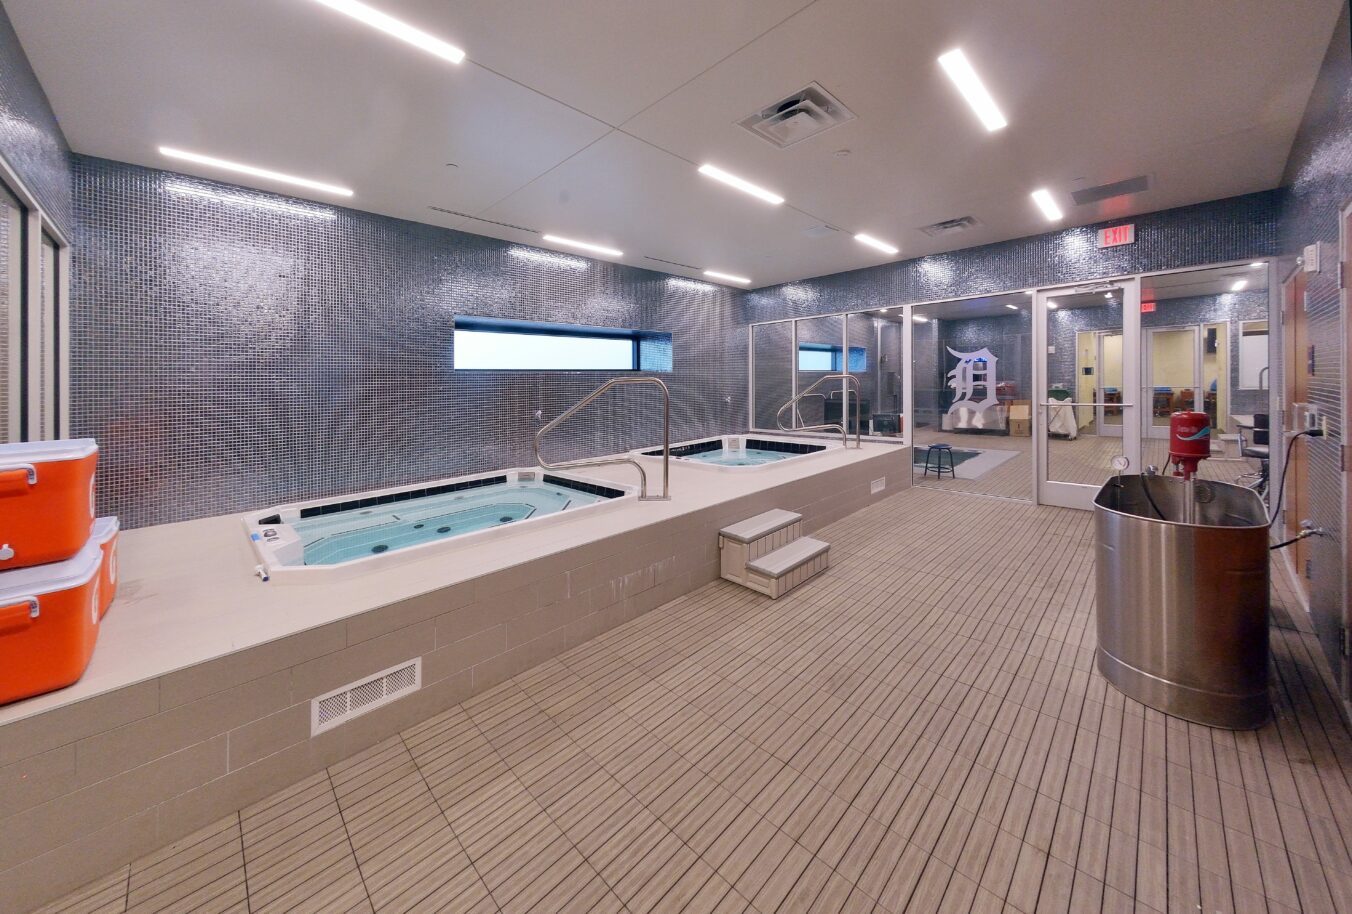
[{"x1": 0, "y1": 448, "x2": 907, "y2": 912}]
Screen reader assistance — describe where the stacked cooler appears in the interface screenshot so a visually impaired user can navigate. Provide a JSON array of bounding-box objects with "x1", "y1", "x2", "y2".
[{"x1": 0, "y1": 439, "x2": 119, "y2": 704}]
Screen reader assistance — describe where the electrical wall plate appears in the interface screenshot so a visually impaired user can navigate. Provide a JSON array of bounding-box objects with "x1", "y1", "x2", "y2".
[{"x1": 1303, "y1": 242, "x2": 1321, "y2": 273}]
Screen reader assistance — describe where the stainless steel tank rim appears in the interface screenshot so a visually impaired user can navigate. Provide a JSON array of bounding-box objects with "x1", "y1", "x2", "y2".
[{"x1": 1095, "y1": 478, "x2": 1270, "y2": 530}]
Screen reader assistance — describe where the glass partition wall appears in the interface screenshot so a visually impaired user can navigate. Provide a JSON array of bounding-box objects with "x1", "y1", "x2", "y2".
[
  {"x1": 746, "y1": 259, "x2": 1271, "y2": 510},
  {"x1": 750, "y1": 310, "x2": 907, "y2": 439},
  {"x1": 911, "y1": 292, "x2": 1033, "y2": 499}
]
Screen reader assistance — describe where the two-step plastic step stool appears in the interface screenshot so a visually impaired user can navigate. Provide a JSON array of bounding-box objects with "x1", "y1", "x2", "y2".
[{"x1": 719, "y1": 509, "x2": 829, "y2": 599}]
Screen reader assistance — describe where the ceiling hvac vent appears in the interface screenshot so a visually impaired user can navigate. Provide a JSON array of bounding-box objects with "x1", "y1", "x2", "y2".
[
  {"x1": 1071, "y1": 175, "x2": 1150, "y2": 206},
  {"x1": 918, "y1": 216, "x2": 979, "y2": 238},
  {"x1": 738, "y1": 83, "x2": 856, "y2": 148},
  {"x1": 311, "y1": 659, "x2": 422, "y2": 736}
]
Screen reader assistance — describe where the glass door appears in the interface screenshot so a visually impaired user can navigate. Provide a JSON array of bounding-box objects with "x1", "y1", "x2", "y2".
[
  {"x1": 1144, "y1": 326, "x2": 1202, "y2": 439},
  {"x1": 1035, "y1": 279, "x2": 1141, "y2": 509}
]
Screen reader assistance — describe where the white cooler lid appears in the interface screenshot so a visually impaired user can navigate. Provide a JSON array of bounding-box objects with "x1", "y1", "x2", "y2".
[
  {"x1": 0, "y1": 438, "x2": 98, "y2": 464},
  {"x1": 0, "y1": 541, "x2": 102, "y2": 602},
  {"x1": 92, "y1": 516, "x2": 120, "y2": 544}
]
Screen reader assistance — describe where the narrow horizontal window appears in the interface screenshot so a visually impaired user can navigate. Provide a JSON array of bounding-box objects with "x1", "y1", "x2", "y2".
[
  {"x1": 453, "y1": 317, "x2": 672, "y2": 372},
  {"x1": 798, "y1": 344, "x2": 866, "y2": 372}
]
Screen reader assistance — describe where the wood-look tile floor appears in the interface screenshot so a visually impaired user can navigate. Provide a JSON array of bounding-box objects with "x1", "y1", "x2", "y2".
[
  {"x1": 912, "y1": 428, "x2": 1259, "y2": 501},
  {"x1": 37, "y1": 488, "x2": 1352, "y2": 914}
]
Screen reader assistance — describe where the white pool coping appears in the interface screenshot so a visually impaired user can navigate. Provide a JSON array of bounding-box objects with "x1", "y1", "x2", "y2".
[
  {"x1": 629, "y1": 433, "x2": 839, "y2": 473},
  {"x1": 0, "y1": 439, "x2": 907, "y2": 725}
]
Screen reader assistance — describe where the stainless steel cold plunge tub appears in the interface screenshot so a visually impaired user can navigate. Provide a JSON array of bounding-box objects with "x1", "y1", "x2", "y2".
[{"x1": 1094, "y1": 475, "x2": 1270, "y2": 729}]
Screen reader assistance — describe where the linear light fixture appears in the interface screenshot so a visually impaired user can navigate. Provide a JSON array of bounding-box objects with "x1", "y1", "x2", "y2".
[
  {"x1": 1231, "y1": 279, "x2": 1248, "y2": 291},
  {"x1": 854, "y1": 233, "x2": 899, "y2": 255},
  {"x1": 938, "y1": 49, "x2": 1007, "y2": 131},
  {"x1": 1047, "y1": 302, "x2": 1059, "y2": 309},
  {"x1": 697, "y1": 164, "x2": 784, "y2": 205},
  {"x1": 912, "y1": 315, "x2": 928, "y2": 323},
  {"x1": 1250, "y1": 262, "x2": 1265, "y2": 268},
  {"x1": 1004, "y1": 304, "x2": 1018, "y2": 310},
  {"x1": 1030, "y1": 188, "x2": 1063, "y2": 221},
  {"x1": 158, "y1": 147, "x2": 354, "y2": 196},
  {"x1": 311, "y1": 0, "x2": 465, "y2": 63},
  {"x1": 541, "y1": 234, "x2": 623, "y2": 258},
  {"x1": 704, "y1": 270, "x2": 751, "y2": 285}
]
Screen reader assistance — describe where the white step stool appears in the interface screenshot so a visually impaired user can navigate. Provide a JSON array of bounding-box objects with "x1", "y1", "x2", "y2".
[{"x1": 720, "y1": 509, "x2": 830, "y2": 599}]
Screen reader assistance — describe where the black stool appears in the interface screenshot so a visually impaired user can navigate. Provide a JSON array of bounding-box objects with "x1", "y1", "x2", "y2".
[{"x1": 923, "y1": 443, "x2": 956, "y2": 479}]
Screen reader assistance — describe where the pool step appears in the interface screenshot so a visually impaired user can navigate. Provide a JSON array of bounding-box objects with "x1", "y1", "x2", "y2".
[{"x1": 719, "y1": 509, "x2": 829, "y2": 599}]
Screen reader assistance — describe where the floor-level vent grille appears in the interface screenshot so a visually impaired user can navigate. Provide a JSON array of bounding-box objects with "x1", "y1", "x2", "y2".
[{"x1": 311, "y1": 659, "x2": 422, "y2": 736}]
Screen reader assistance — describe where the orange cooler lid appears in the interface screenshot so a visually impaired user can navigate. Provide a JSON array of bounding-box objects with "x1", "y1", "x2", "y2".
[
  {"x1": 0, "y1": 540, "x2": 102, "y2": 603},
  {"x1": 0, "y1": 439, "x2": 98, "y2": 464}
]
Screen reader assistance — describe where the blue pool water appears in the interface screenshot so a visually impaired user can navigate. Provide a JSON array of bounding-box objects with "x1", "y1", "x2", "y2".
[
  {"x1": 681, "y1": 447, "x2": 797, "y2": 467},
  {"x1": 291, "y1": 480, "x2": 607, "y2": 566}
]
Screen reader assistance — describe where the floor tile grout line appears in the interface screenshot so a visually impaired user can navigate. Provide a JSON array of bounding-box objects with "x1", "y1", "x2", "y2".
[
  {"x1": 398, "y1": 731, "x2": 507, "y2": 914},
  {"x1": 323, "y1": 766, "x2": 379, "y2": 914},
  {"x1": 427, "y1": 704, "x2": 640, "y2": 913}
]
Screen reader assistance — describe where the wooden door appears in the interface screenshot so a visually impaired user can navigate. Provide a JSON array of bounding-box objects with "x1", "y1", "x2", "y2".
[{"x1": 1282, "y1": 269, "x2": 1310, "y2": 591}]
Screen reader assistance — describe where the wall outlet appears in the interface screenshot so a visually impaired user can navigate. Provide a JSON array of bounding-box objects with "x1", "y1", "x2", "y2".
[{"x1": 870, "y1": 477, "x2": 886, "y2": 494}]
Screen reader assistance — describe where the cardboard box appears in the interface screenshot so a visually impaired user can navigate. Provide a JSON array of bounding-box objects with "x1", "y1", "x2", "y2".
[
  {"x1": 1008, "y1": 400, "x2": 1031, "y2": 420},
  {"x1": 1009, "y1": 418, "x2": 1031, "y2": 437}
]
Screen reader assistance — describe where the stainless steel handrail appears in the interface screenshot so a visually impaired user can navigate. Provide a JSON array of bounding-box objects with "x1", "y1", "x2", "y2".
[
  {"x1": 775, "y1": 373, "x2": 861, "y2": 448},
  {"x1": 534, "y1": 377, "x2": 671, "y2": 501}
]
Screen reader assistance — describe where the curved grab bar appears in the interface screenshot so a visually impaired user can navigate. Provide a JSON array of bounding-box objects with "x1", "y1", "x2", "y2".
[
  {"x1": 534, "y1": 377, "x2": 671, "y2": 501},
  {"x1": 775, "y1": 373, "x2": 861, "y2": 448}
]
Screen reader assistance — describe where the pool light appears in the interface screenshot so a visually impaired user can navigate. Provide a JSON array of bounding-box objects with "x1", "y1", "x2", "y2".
[
  {"x1": 158, "y1": 147, "x2": 354, "y2": 196},
  {"x1": 541, "y1": 234, "x2": 623, "y2": 258},
  {"x1": 704, "y1": 270, "x2": 752, "y2": 285},
  {"x1": 1030, "y1": 188, "x2": 1063, "y2": 221},
  {"x1": 938, "y1": 49, "x2": 1008, "y2": 131},
  {"x1": 854, "y1": 233, "x2": 900, "y2": 255},
  {"x1": 310, "y1": 0, "x2": 465, "y2": 63},
  {"x1": 697, "y1": 164, "x2": 784, "y2": 205}
]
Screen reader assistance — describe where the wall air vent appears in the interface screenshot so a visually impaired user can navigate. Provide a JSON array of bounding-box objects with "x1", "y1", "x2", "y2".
[
  {"x1": 311, "y1": 659, "x2": 421, "y2": 736},
  {"x1": 1071, "y1": 175, "x2": 1150, "y2": 206},
  {"x1": 738, "y1": 83, "x2": 856, "y2": 149},
  {"x1": 918, "y1": 216, "x2": 979, "y2": 237}
]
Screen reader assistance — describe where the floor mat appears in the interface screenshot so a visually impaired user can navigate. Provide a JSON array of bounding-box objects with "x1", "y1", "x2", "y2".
[{"x1": 914, "y1": 444, "x2": 1021, "y2": 480}]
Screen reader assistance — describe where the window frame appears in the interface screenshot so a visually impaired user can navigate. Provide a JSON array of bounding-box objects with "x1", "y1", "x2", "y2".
[
  {"x1": 0, "y1": 151, "x2": 69, "y2": 442},
  {"x1": 452, "y1": 316, "x2": 669, "y2": 372}
]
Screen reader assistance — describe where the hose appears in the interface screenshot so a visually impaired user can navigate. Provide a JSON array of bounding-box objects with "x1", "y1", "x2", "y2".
[{"x1": 1268, "y1": 428, "x2": 1323, "y2": 529}]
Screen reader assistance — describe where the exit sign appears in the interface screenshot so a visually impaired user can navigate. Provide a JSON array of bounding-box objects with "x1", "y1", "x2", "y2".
[{"x1": 1098, "y1": 224, "x2": 1136, "y2": 247}]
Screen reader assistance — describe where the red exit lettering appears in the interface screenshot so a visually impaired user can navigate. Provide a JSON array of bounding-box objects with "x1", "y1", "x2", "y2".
[{"x1": 1097, "y1": 224, "x2": 1136, "y2": 248}]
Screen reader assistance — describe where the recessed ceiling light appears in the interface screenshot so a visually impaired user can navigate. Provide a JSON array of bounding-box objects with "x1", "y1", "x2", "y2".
[
  {"x1": 311, "y1": 0, "x2": 465, "y2": 63},
  {"x1": 912, "y1": 315, "x2": 928, "y2": 323},
  {"x1": 1004, "y1": 304, "x2": 1018, "y2": 310},
  {"x1": 1030, "y1": 188, "x2": 1063, "y2": 221},
  {"x1": 854, "y1": 233, "x2": 900, "y2": 255},
  {"x1": 697, "y1": 164, "x2": 784, "y2": 205},
  {"x1": 937, "y1": 49, "x2": 1008, "y2": 131},
  {"x1": 1231, "y1": 279, "x2": 1248, "y2": 291},
  {"x1": 158, "y1": 146, "x2": 354, "y2": 196},
  {"x1": 541, "y1": 234, "x2": 622, "y2": 258},
  {"x1": 704, "y1": 270, "x2": 751, "y2": 285}
]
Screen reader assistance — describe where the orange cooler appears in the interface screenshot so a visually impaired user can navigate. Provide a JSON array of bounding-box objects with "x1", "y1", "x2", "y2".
[
  {"x1": 91, "y1": 516, "x2": 120, "y2": 619},
  {"x1": 0, "y1": 540, "x2": 102, "y2": 705},
  {"x1": 0, "y1": 439, "x2": 98, "y2": 571}
]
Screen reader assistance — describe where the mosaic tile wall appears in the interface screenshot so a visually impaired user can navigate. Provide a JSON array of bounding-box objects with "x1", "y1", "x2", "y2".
[
  {"x1": 1277, "y1": 1, "x2": 1352, "y2": 693},
  {"x1": 70, "y1": 156, "x2": 747, "y2": 528},
  {"x1": 0, "y1": 2, "x2": 71, "y2": 235},
  {"x1": 746, "y1": 191, "x2": 1283, "y2": 325}
]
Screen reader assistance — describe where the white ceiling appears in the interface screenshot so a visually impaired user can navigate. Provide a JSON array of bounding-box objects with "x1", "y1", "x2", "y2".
[{"x1": 7, "y1": 0, "x2": 1343, "y2": 288}]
